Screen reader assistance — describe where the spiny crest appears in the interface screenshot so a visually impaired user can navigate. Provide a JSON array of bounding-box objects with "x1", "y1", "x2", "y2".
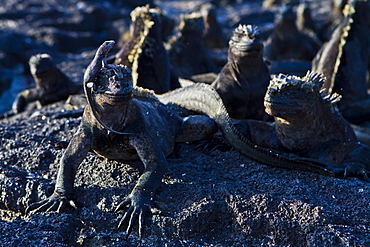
[
  {"x1": 269, "y1": 71, "x2": 325, "y2": 92},
  {"x1": 234, "y1": 24, "x2": 260, "y2": 36},
  {"x1": 320, "y1": 90, "x2": 342, "y2": 106},
  {"x1": 330, "y1": 0, "x2": 356, "y2": 91},
  {"x1": 179, "y1": 12, "x2": 204, "y2": 32},
  {"x1": 342, "y1": 0, "x2": 356, "y2": 18},
  {"x1": 128, "y1": 17, "x2": 155, "y2": 64},
  {"x1": 269, "y1": 71, "x2": 342, "y2": 112},
  {"x1": 131, "y1": 5, "x2": 161, "y2": 25},
  {"x1": 130, "y1": 5, "x2": 150, "y2": 22}
]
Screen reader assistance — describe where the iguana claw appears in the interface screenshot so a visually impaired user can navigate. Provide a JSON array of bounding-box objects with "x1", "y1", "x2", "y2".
[
  {"x1": 26, "y1": 191, "x2": 77, "y2": 214},
  {"x1": 115, "y1": 191, "x2": 152, "y2": 239}
]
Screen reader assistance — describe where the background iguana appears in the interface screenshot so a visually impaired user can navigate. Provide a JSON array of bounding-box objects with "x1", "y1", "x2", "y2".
[
  {"x1": 264, "y1": 5, "x2": 321, "y2": 62},
  {"x1": 312, "y1": 0, "x2": 370, "y2": 124},
  {"x1": 1, "y1": 53, "x2": 80, "y2": 118},
  {"x1": 166, "y1": 12, "x2": 217, "y2": 79},
  {"x1": 26, "y1": 41, "x2": 217, "y2": 238},
  {"x1": 211, "y1": 24, "x2": 270, "y2": 120},
  {"x1": 113, "y1": 5, "x2": 177, "y2": 94}
]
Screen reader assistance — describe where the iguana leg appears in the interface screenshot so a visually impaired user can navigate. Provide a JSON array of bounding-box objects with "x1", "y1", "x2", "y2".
[
  {"x1": 175, "y1": 115, "x2": 218, "y2": 142},
  {"x1": 338, "y1": 144, "x2": 370, "y2": 181},
  {"x1": 115, "y1": 133, "x2": 167, "y2": 238},
  {"x1": 12, "y1": 88, "x2": 40, "y2": 114},
  {"x1": 27, "y1": 124, "x2": 92, "y2": 213}
]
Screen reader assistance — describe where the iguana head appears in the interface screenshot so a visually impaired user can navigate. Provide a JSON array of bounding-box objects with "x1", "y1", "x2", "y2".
[
  {"x1": 93, "y1": 65, "x2": 133, "y2": 99},
  {"x1": 229, "y1": 24, "x2": 263, "y2": 56},
  {"x1": 130, "y1": 5, "x2": 162, "y2": 40},
  {"x1": 29, "y1": 53, "x2": 54, "y2": 76},
  {"x1": 274, "y1": 5, "x2": 297, "y2": 31},
  {"x1": 29, "y1": 53, "x2": 58, "y2": 91},
  {"x1": 85, "y1": 40, "x2": 134, "y2": 135},
  {"x1": 264, "y1": 71, "x2": 341, "y2": 119}
]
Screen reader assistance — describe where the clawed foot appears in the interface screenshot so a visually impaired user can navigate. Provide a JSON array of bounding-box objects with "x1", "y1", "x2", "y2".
[
  {"x1": 115, "y1": 190, "x2": 160, "y2": 239},
  {"x1": 26, "y1": 190, "x2": 77, "y2": 214},
  {"x1": 330, "y1": 164, "x2": 369, "y2": 182}
]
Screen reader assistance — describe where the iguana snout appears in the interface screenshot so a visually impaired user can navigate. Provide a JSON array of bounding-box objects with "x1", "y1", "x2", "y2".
[
  {"x1": 229, "y1": 24, "x2": 263, "y2": 56},
  {"x1": 95, "y1": 65, "x2": 133, "y2": 98}
]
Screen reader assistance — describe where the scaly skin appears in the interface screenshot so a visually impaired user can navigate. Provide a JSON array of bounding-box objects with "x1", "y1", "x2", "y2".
[
  {"x1": 239, "y1": 72, "x2": 369, "y2": 179},
  {"x1": 114, "y1": 5, "x2": 174, "y2": 94},
  {"x1": 159, "y1": 82, "x2": 334, "y2": 176},
  {"x1": 211, "y1": 24, "x2": 270, "y2": 120},
  {"x1": 27, "y1": 41, "x2": 217, "y2": 238},
  {"x1": 312, "y1": 0, "x2": 370, "y2": 124},
  {"x1": 159, "y1": 72, "x2": 370, "y2": 180}
]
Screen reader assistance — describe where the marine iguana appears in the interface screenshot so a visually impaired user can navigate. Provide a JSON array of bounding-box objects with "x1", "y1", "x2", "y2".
[
  {"x1": 211, "y1": 24, "x2": 270, "y2": 120},
  {"x1": 0, "y1": 53, "x2": 80, "y2": 118},
  {"x1": 312, "y1": 0, "x2": 370, "y2": 124},
  {"x1": 166, "y1": 12, "x2": 217, "y2": 79},
  {"x1": 318, "y1": 0, "x2": 348, "y2": 42},
  {"x1": 238, "y1": 72, "x2": 370, "y2": 179},
  {"x1": 264, "y1": 5, "x2": 321, "y2": 62},
  {"x1": 26, "y1": 41, "x2": 217, "y2": 238},
  {"x1": 296, "y1": 2, "x2": 317, "y2": 35},
  {"x1": 159, "y1": 72, "x2": 370, "y2": 180},
  {"x1": 114, "y1": 5, "x2": 176, "y2": 94},
  {"x1": 200, "y1": 2, "x2": 227, "y2": 49}
]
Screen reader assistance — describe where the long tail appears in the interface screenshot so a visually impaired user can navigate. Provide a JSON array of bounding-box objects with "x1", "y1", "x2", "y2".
[{"x1": 159, "y1": 83, "x2": 334, "y2": 176}]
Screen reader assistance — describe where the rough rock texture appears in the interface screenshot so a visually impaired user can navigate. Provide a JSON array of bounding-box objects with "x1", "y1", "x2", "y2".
[
  {"x1": 0, "y1": 0, "x2": 369, "y2": 246},
  {"x1": 1, "y1": 109, "x2": 369, "y2": 246}
]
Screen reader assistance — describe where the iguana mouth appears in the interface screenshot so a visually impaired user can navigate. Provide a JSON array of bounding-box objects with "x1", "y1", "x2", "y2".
[
  {"x1": 264, "y1": 90, "x2": 303, "y2": 116},
  {"x1": 232, "y1": 42, "x2": 263, "y2": 56},
  {"x1": 264, "y1": 99, "x2": 303, "y2": 117},
  {"x1": 103, "y1": 91, "x2": 132, "y2": 97},
  {"x1": 93, "y1": 65, "x2": 134, "y2": 98},
  {"x1": 234, "y1": 42, "x2": 263, "y2": 52}
]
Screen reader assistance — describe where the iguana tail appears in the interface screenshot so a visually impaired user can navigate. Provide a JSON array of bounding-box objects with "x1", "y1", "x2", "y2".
[{"x1": 159, "y1": 83, "x2": 334, "y2": 176}]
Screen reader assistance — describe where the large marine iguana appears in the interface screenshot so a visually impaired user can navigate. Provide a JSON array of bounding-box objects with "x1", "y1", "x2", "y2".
[
  {"x1": 26, "y1": 41, "x2": 217, "y2": 238},
  {"x1": 0, "y1": 53, "x2": 80, "y2": 118},
  {"x1": 312, "y1": 0, "x2": 370, "y2": 124},
  {"x1": 251, "y1": 72, "x2": 369, "y2": 179},
  {"x1": 159, "y1": 72, "x2": 370, "y2": 180},
  {"x1": 211, "y1": 24, "x2": 270, "y2": 120}
]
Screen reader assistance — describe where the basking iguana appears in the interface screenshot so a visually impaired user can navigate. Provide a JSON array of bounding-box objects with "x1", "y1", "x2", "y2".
[
  {"x1": 312, "y1": 0, "x2": 370, "y2": 124},
  {"x1": 26, "y1": 40, "x2": 217, "y2": 238},
  {"x1": 1, "y1": 53, "x2": 80, "y2": 118},
  {"x1": 159, "y1": 72, "x2": 370, "y2": 180},
  {"x1": 264, "y1": 5, "x2": 321, "y2": 62},
  {"x1": 166, "y1": 12, "x2": 217, "y2": 79},
  {"x1": 211, "y1": 24, "x2": 270, "y2": 120},
  {"x1": 200, "y1": 2, "x2": 227, "y2": 49},
  {"x1": 114, "y1": 5, "x2": 176, "y2": 94}
]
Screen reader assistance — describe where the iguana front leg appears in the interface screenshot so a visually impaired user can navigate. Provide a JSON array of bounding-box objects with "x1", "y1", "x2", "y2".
[
  {"x1": 115, "y1": 134, "x2": 167, "y2": 238},
  {"x1": 27, "y1": 124, "x2": 92, "y2": 213}
]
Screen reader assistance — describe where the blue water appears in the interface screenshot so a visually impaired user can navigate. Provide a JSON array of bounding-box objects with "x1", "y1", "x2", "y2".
[{"x1": 0, "y1": 64, "x2": 30, "y2": 114}]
